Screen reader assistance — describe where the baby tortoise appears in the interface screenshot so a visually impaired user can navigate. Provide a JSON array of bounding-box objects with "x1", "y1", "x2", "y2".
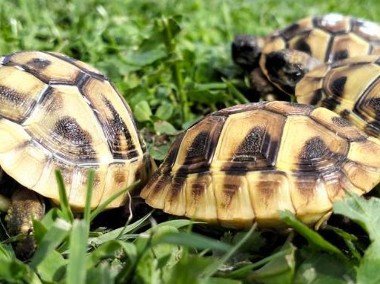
[
  {"x1": 0, "y1": 51, "x2": 155, "y2": 258},
  {"x1": 232, "y1": 13, "x2": 380, "y2": 100},
  {"x1": 140, "y1": 101, "x2": 380, "y2": 229}
]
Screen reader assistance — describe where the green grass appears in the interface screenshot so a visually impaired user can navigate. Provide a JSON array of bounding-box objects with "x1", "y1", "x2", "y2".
[{"x1": 2, "y1": 0, "x2": 380, "y2": 283}]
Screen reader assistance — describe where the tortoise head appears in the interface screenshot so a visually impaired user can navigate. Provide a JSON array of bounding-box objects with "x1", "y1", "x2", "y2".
[
  {"x1": 231, "y1": 35, "x2": 265, "y2": 71},
  {"x1": 262, "y1": 49, "x2": 321, "y2": 95}
]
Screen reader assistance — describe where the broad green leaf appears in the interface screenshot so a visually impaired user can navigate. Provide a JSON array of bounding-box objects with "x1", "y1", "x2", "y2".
[
  {"x1": 87, "y1": 240, "x2": 137, "y2": 269},
  {"x1": 125, "y1": 48, "x2": 167, "y2": 67},
  {"x1": 0, "y1": 243, "x2": 42, "y2": 283},
  {"x1": 36, "y1": 250, "x2": 66, "y2": 283},
  {"x1": 165, "y1": 253, "x2": 215, "y2": 284},
  {"x1": 0, "y1": 258, "x2": 42, "y2": 284},
  {"x1": 133, "y1": 248, "x2": 161, "y2": 284},
  {"x1": 86, "y1": 262, "x2": 117, "y2": 284},
  {"x1": 154, "y1": 120, "x2": 178, "y2": 135},
  {"x1": 120, "y1": 226, "x2": 179, "y2": 283},
  {"x1": 279, "y1": 211, "x2": 344, "y2": 257},
  {"x1": 246, "y1": 242, "x2": 295, "y2": 284},
  {"x1": 333, "y1": 194, "x2": 380, "y2": 242},
  {"x1": 134, "y1": 100, "x2": 153, "y2": 122},
  {"x1": 0, "y1": 243, "x2": 14, "y2": 260},
  {"x1": 155, "y1": 103, "x2": 174, "y2": 120},
  {"x1": 188, "y1": 89, "x2": 230, "y2": 104},
  {"x1": 150, "y1": 144, "x2": 171, "y2": 160},
  {"x1": 294, "y1": 247, "x2": 355, "y2": 284},
  {"x1": 357, "y1": 242, "x2": 380, "y2": 284}
]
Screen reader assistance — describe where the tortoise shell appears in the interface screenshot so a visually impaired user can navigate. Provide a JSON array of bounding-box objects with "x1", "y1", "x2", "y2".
[
  {"x1": 0, "y1": 51, "x2": 154, "y2": 209},
  {"x1": 140, "y1": 101, "x2": 380, "y2": 228},
  {"x1": 296, "y1": 55, "x2": 380, "y2": 138},
  {"x1": 260, "y1": 13, "x2": 380, "y2": 70}
]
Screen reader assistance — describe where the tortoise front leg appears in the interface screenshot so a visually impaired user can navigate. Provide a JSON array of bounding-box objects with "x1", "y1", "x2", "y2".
[{"x1": 6, "y1": 187, "x2": 45, "y2": 259}]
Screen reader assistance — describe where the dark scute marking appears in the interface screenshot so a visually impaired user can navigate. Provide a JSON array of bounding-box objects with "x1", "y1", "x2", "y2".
[
  {"x1": 146, "y1": 170, "x2": 170, "y2": 196},
  {"x1": 339, "y1": 109, "x2": 351, "y2": 119},
  {"x1": 103, "y1": 97, "x2": 137, "y2": 159},
  {"x1": 332, "y1": 50, "x2": 349, "y2": 61},
  {"x1": 185, "y1": 131, "x2": 209, "y2": 161},
  {"x1": 294, "y1": 40, "x2": 312, "y2": 55},
  {"x1": 54, "y1": 116, "x2": 92, "y2": 145},
  {"x1": 222, "y1": 183, "x2": 240, "y2": 207},
  {"x1": 257, "y1": 182, "x2": 275, "y2": 200},
  {"x1": 330, "y1": 76, "x2": 347, "y2": 97},
  {"x1": 163, "y1": 132, "x2": 185, "y2": 170},
  {"x1": 168, "y1": 177, "x2": 186, "y2": 202},
  {"x1": 332, "y1": 116, "x2": 353, "y2": 127},
  {"x1": 233, "y1": 126, "x2": 265, "y2": 162},
  {"x1": 368, "y1": 97, "x2": 380, "y2": 114},
  {"x1": 280, "y1": 23, "x2": 301, "y2": 40},
  {"x1": 310, "y1": 89, "x2": 323, "y2": 105},
  {"x1": 191, "y1": 182, "x2": 205, "y2": 201},
  {"x1": 26, "y1": 58, "x2": 51, "y2": 70},
  {"x1": 0, "y1": 85, "x2": 24, "y2": 105},
  {"x1": 295, "y1": 177, "x2": 317, "y2": 202},
  {"x1": 300, "y1": 137, "x2": 328, "y2": 160},
  {"x1": 322, "y1": 97, "x2": 339, "y2": 111}
]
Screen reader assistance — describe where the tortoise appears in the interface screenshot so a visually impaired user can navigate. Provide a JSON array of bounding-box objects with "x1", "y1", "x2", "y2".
[
  {"x1": 140, "y1": 101, "x2": 380, "y2": 229},
  {"x1": 0, "y1": 51, "x2": 155, "y2": 256},
  {"x1": 263, "y1": 51, "x2": 380, "y2": 138},
  {"x1": 232, "y1": 13, "x2": 380, "y2": 100}
]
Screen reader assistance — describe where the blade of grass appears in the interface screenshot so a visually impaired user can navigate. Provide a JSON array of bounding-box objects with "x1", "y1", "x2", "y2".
[
  {"x1": 160, "y1": 16, "x2": 190, "y2": 123},
  {"x1": 90, "y1": 180, "x2": 140, "y2": 221},
  {"x1": 223, "y1": 78, "x2": 249, "y2": 104},
  {"x1": 55, "y1": 170, "x2": 74, "y2": 223},
  {"x1": 200, "y1": 224, "x2": 257, "y2": 279},
  {"x1": 156, "y1": 231, "x2": 232, "y2": 252},
  {"x1": 30, "y1": 218, "x2": 71, "y2": 269},
  {"x1": 279, "y1": 210, "x2": 345, "y2": 258},
  {"x1": 67, "y1": 219, "x2": 88, "y2": 284},
  {"x1": 84, "y1": 169, "x2": 95, "y2": 225}
]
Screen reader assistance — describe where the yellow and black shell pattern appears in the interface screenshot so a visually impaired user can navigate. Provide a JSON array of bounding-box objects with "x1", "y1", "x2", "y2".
[
  {"x1": 0, "y1": 51, "x2": 154, "y2": 209},
  {"x1": 260, "y1": 14, "x2": 380, "y2": 78},
  {"x1": 296, "y1": 55, "x2": 380, "y2": 138},
  {"x1": 141, "y1": 101, "x2": 380, "y2": 228}
]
